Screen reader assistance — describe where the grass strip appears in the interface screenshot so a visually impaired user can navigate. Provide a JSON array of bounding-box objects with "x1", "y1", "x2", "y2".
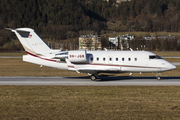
[{"x1": 0, "y1": 86, "x2": 180, "y2": 119}]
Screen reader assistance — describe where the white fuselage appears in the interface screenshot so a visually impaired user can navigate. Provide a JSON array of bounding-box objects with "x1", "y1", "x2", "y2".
[{"x1": 23, "y1": 50, "x2": 176, "y2": 74}]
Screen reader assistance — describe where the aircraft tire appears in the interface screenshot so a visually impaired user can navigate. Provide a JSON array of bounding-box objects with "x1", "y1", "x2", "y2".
[
  {"x1": 157, "y1": 76, "x2": 161, "y2": 80},
  {"x1": 91, "y1": 75, "x2": 97, "y2": 81}
]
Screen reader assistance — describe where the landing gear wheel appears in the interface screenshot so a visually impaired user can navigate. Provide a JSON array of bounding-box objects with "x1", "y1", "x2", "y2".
[
  {"x1": 156, "y1": 73, "x2": 161, "y2": 80},
  {"x1": 157, "y1": 76, "x2": 161, "y2": 80},
  {"x1": 91, "y1": 75, "x2": 97, "y2": 81}
]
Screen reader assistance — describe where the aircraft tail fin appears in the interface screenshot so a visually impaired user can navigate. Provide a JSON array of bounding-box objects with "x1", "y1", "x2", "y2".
[{"x1": 5, "y1": 28, "x2": 51, "y2": 54}]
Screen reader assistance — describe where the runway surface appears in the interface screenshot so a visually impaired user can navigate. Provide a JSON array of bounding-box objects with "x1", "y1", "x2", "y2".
[{"x1": 0, "y1": 76, "x2": 180, "y2": 85}]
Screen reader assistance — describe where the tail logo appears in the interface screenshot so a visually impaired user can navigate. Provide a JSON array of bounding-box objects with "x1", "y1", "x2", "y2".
[{"x1": 29, "y1": 34, "x2": 32, "y2": 38}]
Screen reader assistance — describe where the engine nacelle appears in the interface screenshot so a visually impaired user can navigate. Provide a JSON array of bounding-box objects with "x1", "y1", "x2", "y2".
[
  {"x1": 54, "y1": 52, "x2": 68, "y2": 60},
  {"x1": 68, "y1": 51, "x2": 87, "y2": 63}
]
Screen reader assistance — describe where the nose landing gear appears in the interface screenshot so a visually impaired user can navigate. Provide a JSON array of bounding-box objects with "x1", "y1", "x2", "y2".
[{"x1": 156, "y1": 73, "x2": 161, "y2": 80}]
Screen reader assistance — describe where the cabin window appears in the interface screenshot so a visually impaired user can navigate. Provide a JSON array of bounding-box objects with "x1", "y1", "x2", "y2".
[
  {"x1": 149, "y1": 55, "x2": 162, "y2": 59},
  {"x1": 91, "y1": 57, "x2": 93, "y2": 61},
  {"x1": 116, "y1": 58, "x2": 118, "y2": 61},
  {"x1": 128, "y1": 58, "x2": 131, "y2": 61},
  {"x1": 97, "y1": 57, "x2": 99, "y2": 61},
  {"x1": 109, "y1": 58, "x2": 112, "y2": 61},
  {"x1": 103, "y1": 57, "x2": 105, "y2": 61},
  {"x1": 122, "y1": 58, "x2": 124, "y2": 61},
  {"x1": 135, "y1": 58, "x2": 137, "y2": 61}
]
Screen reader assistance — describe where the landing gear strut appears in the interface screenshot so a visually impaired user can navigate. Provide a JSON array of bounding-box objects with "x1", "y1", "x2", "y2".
[
  {"x1": 90, "y1": 74, "x2": 98, "y2": 81},
  {"x1": 156, "y1": 73, "x2": 161, "y2": 80}
]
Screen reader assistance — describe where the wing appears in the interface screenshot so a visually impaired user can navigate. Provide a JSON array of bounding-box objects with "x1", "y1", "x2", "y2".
[{"x1": 77, "y1": 67, "x2": 121, "y2": 74}]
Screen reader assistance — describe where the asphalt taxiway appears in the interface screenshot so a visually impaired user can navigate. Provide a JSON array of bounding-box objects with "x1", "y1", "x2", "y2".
[{"x1": 0, "y1": 76, "x2": 180, "y2": 85}]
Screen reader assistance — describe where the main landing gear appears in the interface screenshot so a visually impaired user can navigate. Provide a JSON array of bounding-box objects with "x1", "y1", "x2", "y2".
[
  {"x1": 156, "y1": 73, "x2": 161, "y2": 80},
  {"x1": 90, "y1": 74, "x2": 99, "y2": 81}
]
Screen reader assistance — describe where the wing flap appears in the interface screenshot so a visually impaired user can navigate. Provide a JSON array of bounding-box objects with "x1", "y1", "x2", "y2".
[{"x1": 78, "y1": 67, "x2": 120, "y2": 73}]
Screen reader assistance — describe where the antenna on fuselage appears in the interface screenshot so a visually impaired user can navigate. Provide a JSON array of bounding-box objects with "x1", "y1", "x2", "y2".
[{"x1": 104, "y1": 48, "x2": 108, "y2": 51}]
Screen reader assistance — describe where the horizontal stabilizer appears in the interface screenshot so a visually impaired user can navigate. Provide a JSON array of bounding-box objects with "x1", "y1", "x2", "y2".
[{"x1": 5, "y1": 28, "x2": 14, "y2": 31}]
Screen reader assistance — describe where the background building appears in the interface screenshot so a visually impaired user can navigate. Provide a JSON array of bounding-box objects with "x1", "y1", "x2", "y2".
[
  {"x1": 109, "y1": 37, "x2": 119, "y2": 49},
  {"x1": 109, "y1": 34, "x2": 135, "y2": 50},
  {"x1": 79, "y1": 35, "x2": 101, "y2": 50}
]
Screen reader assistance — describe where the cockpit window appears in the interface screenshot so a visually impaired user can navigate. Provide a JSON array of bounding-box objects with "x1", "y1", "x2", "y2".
[{"x1": 149, "y1": 55, "x2": 162, "y2": 59}]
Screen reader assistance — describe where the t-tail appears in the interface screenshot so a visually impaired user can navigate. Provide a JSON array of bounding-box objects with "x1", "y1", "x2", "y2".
[{"x1": 5, "y1": 28, "x2": 51, "y2": 55}]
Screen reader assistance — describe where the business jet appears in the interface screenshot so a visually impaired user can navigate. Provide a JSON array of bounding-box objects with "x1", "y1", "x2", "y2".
[{"x1": 6, "y1": 28, "x2": 176, "y2": 81}]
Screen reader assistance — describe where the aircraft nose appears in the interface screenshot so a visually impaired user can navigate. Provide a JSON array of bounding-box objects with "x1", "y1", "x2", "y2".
[
  {"x1": 171, "y1": 64, "x2": 176, "y2": 69},
  {"x1": 169, "y1": 63, "x2": 176, "y2": 70}
]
